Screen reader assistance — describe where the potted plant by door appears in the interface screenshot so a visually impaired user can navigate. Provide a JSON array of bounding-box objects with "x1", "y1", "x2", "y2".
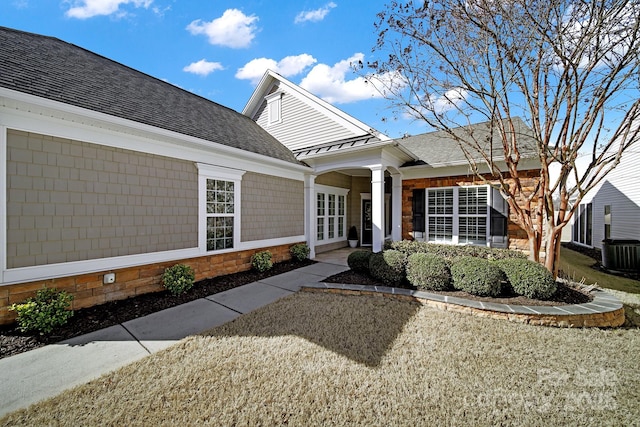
[{"x1": 348, "y1": 226, "x2": 359, "y2": 248}]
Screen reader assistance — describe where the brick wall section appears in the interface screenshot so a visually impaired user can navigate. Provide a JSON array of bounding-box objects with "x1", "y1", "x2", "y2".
[
  {"x1": 6, "y1": 130, "x2": 198, "y2": 268},
  {"x1": 0, "y1": 243, "x2": 299, "y2": 325},
  {"x1": 241, "y1": 173, "x2": 304, "y2": 241},
  {"x1": 402, "y1": 170, "x2": 540, "y2": 251}
]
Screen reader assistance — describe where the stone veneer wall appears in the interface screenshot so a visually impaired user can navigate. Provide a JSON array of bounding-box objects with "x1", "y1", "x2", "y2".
[
  {"x1": 0, "y1": 243, "x2": 299, "y2": 325},
  {"x1": 402, "y1": 170, "x2": 541, "y2": 251},
  {"x1": 241, "y1": 173, "x2": 304, "y2": 241},
  {"x1": 6, "y1": 130, "x2": 198, "y2": 268}
]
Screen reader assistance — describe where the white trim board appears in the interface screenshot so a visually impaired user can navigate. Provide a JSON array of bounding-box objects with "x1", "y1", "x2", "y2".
[{"x1": 0, "y1": 235, "x2": 305, "y2": 286}]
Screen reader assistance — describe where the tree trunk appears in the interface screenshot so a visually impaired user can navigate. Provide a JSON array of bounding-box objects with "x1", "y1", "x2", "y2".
[
  {"x1": 544, "y1": 227, "x2": 563, "y2": 278},
  {"x1": 527, "y1": 229, "x2": 542, "y2": 263}
]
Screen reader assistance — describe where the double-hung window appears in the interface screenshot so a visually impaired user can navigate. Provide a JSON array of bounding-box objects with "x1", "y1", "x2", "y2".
[
  {"x1": 458, "y1": 187, "x2": 488, "y2": 245},
  {"x1": 197, "y1": 164, "x2": 244, "y2": 252},
  {"x1": 424, "y1": 185, "x2": 490, "y2": 245},
  {"x1": 316, "y1": 185, "x2": 348, "y2": 243},
  {"x1": 427, "y1": 189, "x2": 454, "y2": 242}
]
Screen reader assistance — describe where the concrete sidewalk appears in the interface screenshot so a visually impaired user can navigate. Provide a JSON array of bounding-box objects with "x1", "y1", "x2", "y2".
[{"x1": 0, "y1": 261, "x2": 348, "y2": 417}]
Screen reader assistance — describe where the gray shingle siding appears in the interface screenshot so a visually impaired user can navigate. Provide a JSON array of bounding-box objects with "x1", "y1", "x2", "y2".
[{"x1": 0, "y1": 26, "x2": 301, "y2": 165}]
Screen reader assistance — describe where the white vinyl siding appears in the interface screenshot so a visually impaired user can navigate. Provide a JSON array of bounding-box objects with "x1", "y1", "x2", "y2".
[
  {"x1": 571, "y1": 149, "x2": 640, "y2": 249},
  {"x1": 255, "y1": 91, "x2": 359, "y2": 151}
]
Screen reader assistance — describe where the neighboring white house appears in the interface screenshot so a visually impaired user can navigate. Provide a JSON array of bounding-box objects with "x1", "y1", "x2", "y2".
[{"x1": 571, "y1": 144, "x2": 640, "y2": 250}]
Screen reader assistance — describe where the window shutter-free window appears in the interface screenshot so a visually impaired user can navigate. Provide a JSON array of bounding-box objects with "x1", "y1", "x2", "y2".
[
  {"x1": 206, "y1": 179, "x2": 235, "y2": 251},
  {"x1": 315, "y1": 185, "x2": 349, "y2": 244},
  {"x1": 197, "y1": 163, "x2": 244, "y2": 253}
]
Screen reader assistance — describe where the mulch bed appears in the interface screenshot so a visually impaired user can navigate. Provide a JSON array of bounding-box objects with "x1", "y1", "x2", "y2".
[
  {"x1": 0, "y1": 259, "x2": 314, "y2": 360},
  {"x1": 324, "y1": 270, "x2": 593, "y2": 307}
]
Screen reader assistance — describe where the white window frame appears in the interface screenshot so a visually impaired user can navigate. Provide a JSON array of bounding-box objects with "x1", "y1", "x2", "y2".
[
  {"x1": 426, "y1": 185, "x2": 490, "y2": 246},
  {"x1": 427, "y1": 188, "x2": 454, "y2": 243},
  {"x1": 315, "y1": 184, "x2": 349, "y2": 244},
  {"x1": 458, "y1": 186, "x2": 488, "y2": 245},
  {"x1": 197, "y1": 163, "x2": 245, "y2": 253}
]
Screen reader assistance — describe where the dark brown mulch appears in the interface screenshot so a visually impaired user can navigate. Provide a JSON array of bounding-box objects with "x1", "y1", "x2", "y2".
[
  {"x1": 0, "y1": 259, "x2": 315, "y2": 360},
  {"x1": 324, "y1": 270, "x2": 592, "y2": 307}
]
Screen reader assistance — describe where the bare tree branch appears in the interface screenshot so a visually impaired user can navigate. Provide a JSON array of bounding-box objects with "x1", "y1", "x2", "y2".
[{"x1": 370, "y1": 0, "x2": 640, "y2": 275}]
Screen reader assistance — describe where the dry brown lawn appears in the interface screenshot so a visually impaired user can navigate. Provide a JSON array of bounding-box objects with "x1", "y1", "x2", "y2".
[{"x1": 2, "y1": 292, "x2": 639, "y2": 426}]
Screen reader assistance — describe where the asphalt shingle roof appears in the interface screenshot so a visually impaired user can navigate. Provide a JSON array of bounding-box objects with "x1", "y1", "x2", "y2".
[
  {"x1": 0, "y1": 26, "x2": 302, "y2": 165},
  {"x1": 398, "y1": 117, "x2": 539, "y2": 167}
]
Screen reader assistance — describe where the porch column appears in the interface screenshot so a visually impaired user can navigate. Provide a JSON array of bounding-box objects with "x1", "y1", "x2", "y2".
[
  {"x1": 370, "y1": 165, "x2": 385, "y2": 253},
  {"x1": 304, "y1": 174, "x2": 316, "y2": 259},
  {"x1": 390, "y1": 172, "x2": 402, "y2": 242}
]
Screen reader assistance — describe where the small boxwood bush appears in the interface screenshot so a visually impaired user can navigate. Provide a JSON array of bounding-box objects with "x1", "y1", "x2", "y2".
[
  {"x1": 10, "y1": 287, "x2": 74, "y2": 334},
  {"x1": 347, "y1": 250, "x2": 372, "y2": 273},
  {"x1": 290, "y1": 243, "x2": 310, "y2": 262},
  {"x1": 251, "y1": 250, "x2": 273, "y2": 272},
  {"x1": 406, "y1": 253, "x2": 452, "y2": 291},
  {"x1": 162, "y1": 264, "x2": 195, "y2": 295},
  {"x1": 386, "y1": 240, "x2": 527, "y2": 261},
  {"x1": 496, "y1": 258, "x2": 557, "y2": 299},
  {"x1": 369, "y1": 250, "x2": 407, "y2": 287},
  {"x1": 451, "y1": 256, "x2": 504, "y2": 297}
]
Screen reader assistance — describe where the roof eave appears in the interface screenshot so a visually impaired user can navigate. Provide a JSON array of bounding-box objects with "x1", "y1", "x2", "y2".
[{"x1": 1, "y1": 87, "x2": 312, "y2": 173}]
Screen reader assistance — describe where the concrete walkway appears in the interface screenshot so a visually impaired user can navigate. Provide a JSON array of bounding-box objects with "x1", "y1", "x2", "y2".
[{"x1": 0, "y1": 261, "x2": 349, "y2": 417}]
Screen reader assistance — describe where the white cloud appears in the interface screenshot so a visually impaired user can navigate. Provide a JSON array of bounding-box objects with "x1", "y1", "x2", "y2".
[
  {"x1": 294, "y1": 2, "x2": 337, "y2": 24},
  {"x1": 299, "y1": 53, "x2": 395, "y2": 104},
  {"x1": 186, "y1": 9, "x2": 258, "y2": 49},
  {"x1": 236, "y1": 54, "x2": 317, "y2": 84},
  {"x1": 183, "y1": 59, "x2": 224, "y2": 76},
  {"x1": 65, "y1": 0, "x2": 152, "y2": 19},
  {"x1": 429, "y1": 87, "x2": 468, "y2": 114}
]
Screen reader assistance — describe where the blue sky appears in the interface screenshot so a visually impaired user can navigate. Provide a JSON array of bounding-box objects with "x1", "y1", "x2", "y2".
[{"x1": 0, "y1": 0, "x2": 427, "y2": 138}]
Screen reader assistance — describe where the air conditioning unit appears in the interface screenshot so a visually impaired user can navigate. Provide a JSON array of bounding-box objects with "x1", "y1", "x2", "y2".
[{"x1": 601, "y1": 240, "x2": 640, "y2": 272}]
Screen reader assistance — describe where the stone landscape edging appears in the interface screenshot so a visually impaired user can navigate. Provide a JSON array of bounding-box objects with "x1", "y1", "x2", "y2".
[{"x1": 302, "y1": 282, "x2": 625, "y2": 328}]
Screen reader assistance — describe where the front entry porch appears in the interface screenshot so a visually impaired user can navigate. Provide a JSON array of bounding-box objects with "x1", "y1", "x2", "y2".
[
  {"x1": 294, "y1": 134, "x2": 416, "y2": 259},
  {"x1": 306, "y1": 166, "x2": 403, "y2": 258}
]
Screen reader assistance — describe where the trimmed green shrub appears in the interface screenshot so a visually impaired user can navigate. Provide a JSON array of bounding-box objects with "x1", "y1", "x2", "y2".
[
  {"x1": 347, "y1": 250, "x2": 373, "y2": 273},
  {"x1": 251, "y1": 250, "x2": 273, "y2": 272},
  {"x1": 451, "y1": 257, "x2": 504, "y2": 297},
  {"x1": 386, "y1": 240, "x2": 527, "y2": 261},
  {"x1": 162, "y1": 264, "x2": 196, "y2": 295},
  {"x1": 369, "y1": 250, "x2": 407, "y2": 287},
  {"x1": 406, "y1": 253, "x2": 452, "y2": 291},
  {"x1": 10, "y1": 287, "x2": 74, "y2": 334},
  {"x1": 290, "y1": 243, "x2": 310, "y2": 262},
  {"x1": 496, "y1": 258, "x2": 557, "y2": 299}
]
